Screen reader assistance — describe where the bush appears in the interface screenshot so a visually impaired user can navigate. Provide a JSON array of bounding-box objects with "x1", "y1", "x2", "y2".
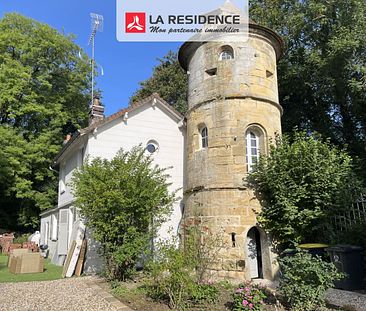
[
  {"x1": 247, "y1": 131, "x2": 363, "y2": 248},
  {"x1": 144, "y1": 224, "x2": 221, "y2": 310},
  {"x1": 232, "y1": 282, "x2": 266, "y2": 311},
  {"x1": 278, "y1": 251, "x2": 345, "y2": 311},
  {"x1": 13, "y1": 233, "x2": 29, "y2": 244},
  {"x1": 71, "y1": 146, "x2": 176, "y2": 280}
]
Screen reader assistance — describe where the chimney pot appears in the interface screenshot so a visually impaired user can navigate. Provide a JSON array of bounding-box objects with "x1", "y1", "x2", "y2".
[{"x1": 63, "y1": 133, "x2": 72, "y2": 145}]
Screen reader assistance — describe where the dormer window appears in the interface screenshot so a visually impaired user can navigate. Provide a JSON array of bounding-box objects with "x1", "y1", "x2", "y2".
[{"x1": 219, "y1": 46, "x2": 234, "y2": 60}]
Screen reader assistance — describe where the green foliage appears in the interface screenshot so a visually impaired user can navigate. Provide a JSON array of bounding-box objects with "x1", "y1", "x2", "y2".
[
  {"x1": 278, "y1": 251, "x2": 344, "y2": 311},
  {"x1": 0, "y1": 13, "x2": 92, "y2": 229},
  {"x1": 146, "y1": 240, "x2": 196, "y2": 309},
  {"x1": 247, "y1": 131, "x2": 363, "y2": 247},
  {"x1": 13, "y1": 233, "x2": 30, "y2": 244},
  {"x1": 71, "y1": 146, "x2": 175, "y2": 280},
  {"x1": 232, "y1": 282, "x2": 267, "y2": 311},
  {"x1": 250, "y1": 0, "x2": 366, "y2": 178},
  {"x1": 339, "y1": 221, "x2": 366, "y2": 250},
  {"x1": 130, "y1": 51, "x2": 188, "y2": 115},
  {"x1": 144, "y1": 225, "x2": 221, "y2": 310}
]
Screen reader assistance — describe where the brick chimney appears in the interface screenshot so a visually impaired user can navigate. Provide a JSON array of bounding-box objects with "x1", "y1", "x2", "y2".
[{"x1": 89, "y1": 96, "x2": 105, "y2": 125}]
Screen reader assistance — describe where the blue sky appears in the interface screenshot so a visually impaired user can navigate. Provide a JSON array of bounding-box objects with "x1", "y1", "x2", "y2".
[{"x1": 0, "y1": 0, "x2": 181, "y2": 115}]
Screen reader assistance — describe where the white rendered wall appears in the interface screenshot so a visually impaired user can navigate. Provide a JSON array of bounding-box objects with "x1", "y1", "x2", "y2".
[
  {"x1": 87, "y1": 103, "x2": 184, "y2": 239},
  {"x1": 40, "y1": 213, "x2": 57, "y2": 259},
  {"x1": 58, "y1": 150, "x2": 79, "y2": 208}
]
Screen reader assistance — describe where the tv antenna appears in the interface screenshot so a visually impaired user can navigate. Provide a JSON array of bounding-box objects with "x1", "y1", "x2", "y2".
[{"x1": 88, "y1": 13, "x2": 104, "y2": 105}]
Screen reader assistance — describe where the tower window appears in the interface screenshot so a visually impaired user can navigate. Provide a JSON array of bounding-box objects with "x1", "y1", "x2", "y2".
[
  {"x1": 219, "y1": 45, "x2": 234, "y2": 60},
  {"x1": 246, "y1": 131, "x2": 260, "y2": 172},
  {"x1": 205, "y1": 68, "x2": 217, "y2": 78},
  {"x1": 201, "y1": 127, "x2": 208, "y2": 149},
  {"x1": 231, "y1": 233, "x2": 236, "y2": 247}
]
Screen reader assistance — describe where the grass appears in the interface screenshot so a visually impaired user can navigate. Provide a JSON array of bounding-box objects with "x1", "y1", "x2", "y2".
[{"x1": 0, "y1": 254, "x2": 63, "y2": 283}]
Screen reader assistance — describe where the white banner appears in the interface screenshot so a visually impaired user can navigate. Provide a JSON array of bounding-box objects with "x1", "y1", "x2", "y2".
[{"x1": 116, "y1": 0, "x2": 249, "y2": 42}]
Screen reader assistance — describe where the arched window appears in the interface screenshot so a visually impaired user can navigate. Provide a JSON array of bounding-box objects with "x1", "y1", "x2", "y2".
[
  {"x1": 246, "y1": 131, "x2": 259, "y2": 172},
  {"x1": 201, "y1": 127, "x2": 208, "y2": 149},
  {"x1": 219, "y1": 46, "x2": 234, "y2": 60}
]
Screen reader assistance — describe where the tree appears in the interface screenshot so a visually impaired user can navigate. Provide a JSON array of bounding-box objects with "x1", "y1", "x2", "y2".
[
  {"x1": 0, "y1": 13, "x2": 92, "y2": 229},
  {"x1": 247, "y1": 131, "x2": 364, "y2": 248},
  {"x1": 130, "y1": 51, "x2": 188, "y2": 115},
  {"x1": 71, "y1": 146, "x2": 176, "y2": 280},
  {"x1": 250, "y1": 0, "x2": 366, "y2": 176},
  {"x1": 131, "y1": 2, "x2": 366, "y2": 177}
]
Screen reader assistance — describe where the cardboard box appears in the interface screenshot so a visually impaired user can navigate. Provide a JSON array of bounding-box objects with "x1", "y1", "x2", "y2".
[
  {"x1": 9, "y1": 253, "x2": 44, "y2": 274},
  {"x1": 8, "y1": 248, "x2": 30, "y2": 267}
]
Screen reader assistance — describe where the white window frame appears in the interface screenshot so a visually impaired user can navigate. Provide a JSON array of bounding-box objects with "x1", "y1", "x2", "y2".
[
  {"x1": 219, "y1": 50, "x2": 234, "y2": 60},
  {"x1": 146, "y1": 140, "x2": 159, "y2": 154},
  {"x1": 45, "y1": 222, "x2": 49, "y2": 243},
  {"x1": 51, "y1": 214, "x2": 58, "y2": 241},
  {"x1": 201, "y1": 127, "x2": 208, "y2": 149},
  {"x1": 246, "y1": 131, "x2": 260, "y2": 172},
  {"x1": 60, "y1": 164, "x2": 66, "y2": 194},
  {"x1": 68, "y1": 207, "x2": 75, "y2": 244}
]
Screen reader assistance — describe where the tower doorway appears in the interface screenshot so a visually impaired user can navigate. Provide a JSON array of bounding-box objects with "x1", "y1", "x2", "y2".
[{"x1": 246, "y1": 227, "x2": 263, "y2": 279}]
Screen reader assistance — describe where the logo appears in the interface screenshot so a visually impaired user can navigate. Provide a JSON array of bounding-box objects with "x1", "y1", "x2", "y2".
[{"x1": 125, "y1": 12, "x2": 146, "y2": 33}]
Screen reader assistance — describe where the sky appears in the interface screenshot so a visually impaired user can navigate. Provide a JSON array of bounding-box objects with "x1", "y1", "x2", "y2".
[{"x1": 0, "y1": 0, "x2": 181, "y2": 115}]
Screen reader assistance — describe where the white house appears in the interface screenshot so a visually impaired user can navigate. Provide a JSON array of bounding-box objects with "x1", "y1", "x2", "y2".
[{"x1": 40, "y1": 93, "x2": 185, "y2": 273}]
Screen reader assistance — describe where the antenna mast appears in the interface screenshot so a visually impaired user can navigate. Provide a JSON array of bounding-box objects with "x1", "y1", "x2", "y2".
[{"x1": 88, "y1": 13, "x2": 104, "y2": 105}]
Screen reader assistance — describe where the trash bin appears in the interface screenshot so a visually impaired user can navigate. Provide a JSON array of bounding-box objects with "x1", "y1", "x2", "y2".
[
  {"x1": 299, "y1": 243, "x2": 329, "y2": 260},
  {"x1": 326, "y1": 244, "x2": 364, "y2": 290},
  {"x1": 281, "y1": 248, "x2": 298, "y2": 257}
]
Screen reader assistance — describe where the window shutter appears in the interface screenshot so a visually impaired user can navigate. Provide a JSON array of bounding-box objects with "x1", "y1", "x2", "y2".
[{"x1": 57, "y1": 209, "x2": 69, "y2": 255}]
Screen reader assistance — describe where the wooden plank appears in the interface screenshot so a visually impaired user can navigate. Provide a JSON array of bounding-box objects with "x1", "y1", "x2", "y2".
[
  {"x1": 62, "y1": 241, "x2": 76, "y2": 278},
  {"x1": 65, "y1": 221, "x2": 86, "y2": 277},
  {"x1": 75, "y1": 240, "x2": 87, "y2": 277}
]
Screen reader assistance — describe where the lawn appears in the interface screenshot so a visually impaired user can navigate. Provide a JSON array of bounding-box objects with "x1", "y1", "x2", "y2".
[{"x1": 0, "y1": 254, "x2": 63, "y2": 283}]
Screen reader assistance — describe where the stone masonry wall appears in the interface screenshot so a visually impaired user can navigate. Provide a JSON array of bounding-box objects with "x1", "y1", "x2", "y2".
[{"x1": 182, "y1": 28, "x2": 283, "y2": 281}]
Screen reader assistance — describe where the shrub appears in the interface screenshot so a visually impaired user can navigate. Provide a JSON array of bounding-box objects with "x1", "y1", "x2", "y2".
[
  {"x1": 71, "y1": 146, "x2": 176, "y2": 280},
  {"x1": 146, "y1": 241, "x2": 195, "y2": 309},
  {"x1": 247, "y1": 131, "x2": 363, "y2": 248},
  {"x1": 144, "y1": 224, "x2": 221, "y2": 310},
  {"x1": 232, "y1": 282, "x2": 266, "y2": 311},
  {"x1": 278, "y1": 251, "x2": 345, "y2": 311},
  {"x1": 13, "y1": 233, "x2": 29, "y2": 244},
  {"x1": 190, "y1": 283, "x2": 219, "y2": 305}
]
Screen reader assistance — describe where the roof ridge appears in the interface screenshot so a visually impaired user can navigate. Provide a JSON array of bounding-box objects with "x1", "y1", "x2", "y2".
[{"x1": 80, "y1": 93, "x2": 182, "y2": 134}]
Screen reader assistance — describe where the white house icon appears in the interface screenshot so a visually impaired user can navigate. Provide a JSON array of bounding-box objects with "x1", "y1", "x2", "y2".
[{"x1": 127, "y1": 15, "x2": 144, "y2": 31}]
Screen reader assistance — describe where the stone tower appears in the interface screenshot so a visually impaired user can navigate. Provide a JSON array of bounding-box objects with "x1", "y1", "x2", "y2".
[{"x1": 178, "y1": 11, "x2": 284, "y2": 280}]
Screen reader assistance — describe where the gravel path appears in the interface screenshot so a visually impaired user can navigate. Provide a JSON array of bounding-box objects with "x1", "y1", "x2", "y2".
[
  {"x1": 0, "y1": 276, "x2": 125, "y2": 311},
  {"x1": 326, "y1": 288, "x2": 366, "y2": 311}
]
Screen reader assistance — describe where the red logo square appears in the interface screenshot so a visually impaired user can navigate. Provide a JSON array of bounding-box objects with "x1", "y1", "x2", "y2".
[{"x1": 125, "y1": 12, "x2": 146, "y2": 33}]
